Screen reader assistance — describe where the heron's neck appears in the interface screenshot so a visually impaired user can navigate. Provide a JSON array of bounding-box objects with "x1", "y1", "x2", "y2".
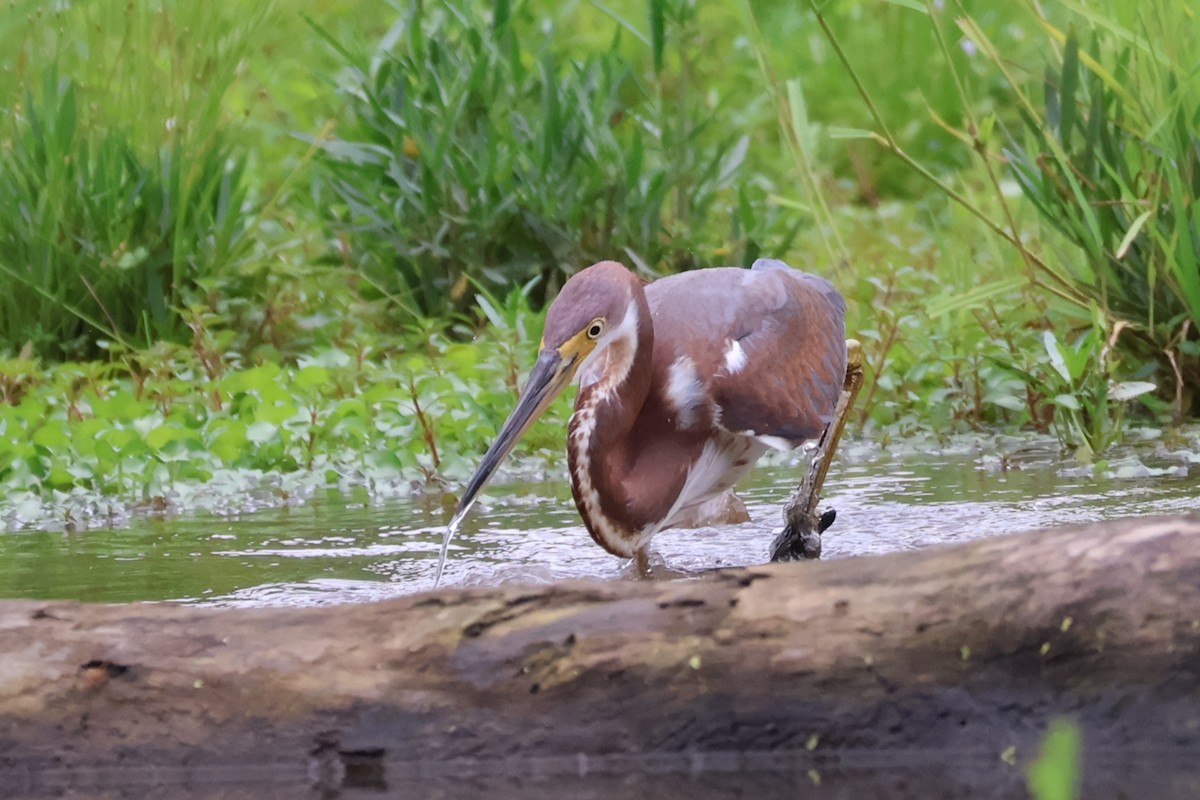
[{"x1": 567, "y1": 286, "x2": 654, "y2": 557}]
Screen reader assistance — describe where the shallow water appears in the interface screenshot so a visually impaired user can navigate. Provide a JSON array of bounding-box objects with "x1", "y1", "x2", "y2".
[
  {"x1": 8, "y1": 747, "x2": 1198, "y2": 800},
  {"x1": 1, "y1": 441, "x2": 1197, "y2": 605},
  {"x1": 3, "y1": 440, "x2": 1199, "y2": 799}
]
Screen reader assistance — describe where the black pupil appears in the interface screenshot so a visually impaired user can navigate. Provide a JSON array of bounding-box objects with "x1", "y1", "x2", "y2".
[{"x1": 589, "y1": 324, "x2": 601, "y2": 337}]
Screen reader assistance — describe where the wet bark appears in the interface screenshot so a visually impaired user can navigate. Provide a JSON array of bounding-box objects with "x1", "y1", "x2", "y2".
[{"x1": 2, "y1": 514, "x2": 1199, "y2": 797}]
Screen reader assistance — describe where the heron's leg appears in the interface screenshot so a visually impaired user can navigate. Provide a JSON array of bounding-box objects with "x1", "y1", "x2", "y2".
[
  {"x1": 634, "y1": 547, "x2": 652, "y2": 578},
  {"x1": 771, "y1": 339, "x2": 865, "y2": 561}
]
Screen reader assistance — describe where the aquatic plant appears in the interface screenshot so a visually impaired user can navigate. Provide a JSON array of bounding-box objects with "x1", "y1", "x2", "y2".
[
  {"x1": 988, "y1": 315, "x2": 1156, "y2": 459},
  {"x1": 1026, "y1": 720, "x2": 1082, "y2": 800},
  {"x1": 780, "y1": 0, "x2": 1188, "y2": 451},
  {"x1": 310, "y1": 0, "x2": 788, "y2": 320},
  {"x1": 0, "y1": 2, "x2": 289, "y2": 358},
  {"x1": 999, "y1": 8, "x2": 1200, "y2": 416},
  {"x1": 0, "y1": 297, "x2": 572, "y2": 530}
]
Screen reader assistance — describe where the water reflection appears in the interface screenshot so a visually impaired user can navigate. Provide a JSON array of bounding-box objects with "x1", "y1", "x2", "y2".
[
  {"x1": 7, "y1": 746, "x2": 1197, "y2": 799},
  {"x1": 0, "y1": 445, "x2": 1197, "y2": 606}
]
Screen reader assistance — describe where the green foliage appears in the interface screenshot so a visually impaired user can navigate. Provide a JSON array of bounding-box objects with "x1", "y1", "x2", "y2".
[
  {"x1": 754, "y1": 0, "x2": 1034, "y2": 199},
  {"x1": 1026, "y1": 720, "x2": 1082, "y2": 800},
  {"x1": 998, "y1": 3, "x2": 1200, "y2": 410},
  {"x1": 1001, "y1": 5, "x2": 1200, "y2": 407},
  {"x1": 831, "y1": 202, "x2": 1045, "y2": 440},
  {"x1": 0, "y1": 0, "x2": 298, "y2": 359},
  {"x1": 4, "y1": 0, "x2": 1198, "y2": 529},
  {"x1": 0, "y1": 288, "x2": 571, "y2": 528},
  {"x1": 990, "y1": 317, "x2": 1155, "y2": 459},
  {"x1": 0, "y1": 72, "x2": 249, "y2": 357},
  {"x1": 786, "y1": 0, "x2": 1193, "y2": 452},
  {"x1": 313, "y1": 0, "x2": 787, "y2": 319}
]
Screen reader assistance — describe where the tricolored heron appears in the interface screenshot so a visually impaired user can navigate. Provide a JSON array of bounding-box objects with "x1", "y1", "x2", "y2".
[{"x1": 437, "y1": 259, "x2": 862, "y2": 584}]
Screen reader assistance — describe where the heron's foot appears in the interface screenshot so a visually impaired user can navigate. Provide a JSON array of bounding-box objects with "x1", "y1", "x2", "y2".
[
  {"x1": 624, "y1": 549, "x2": 693, "y2": 580},
  {"x1": 769, "y1": 508, "x2": 836, "y2": 562}
]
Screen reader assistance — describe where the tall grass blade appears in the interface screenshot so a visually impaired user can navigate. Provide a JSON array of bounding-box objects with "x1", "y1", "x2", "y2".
[{"x1": 649, "y1": 0, "x2": 665, "y2": 73}]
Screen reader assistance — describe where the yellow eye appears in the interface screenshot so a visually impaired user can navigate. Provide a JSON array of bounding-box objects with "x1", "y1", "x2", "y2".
[{"x1": 586, "y1": 319, "x2": 605, "y2": 339}]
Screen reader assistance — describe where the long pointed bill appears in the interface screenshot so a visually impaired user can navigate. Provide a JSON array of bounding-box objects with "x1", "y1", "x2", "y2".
[{"x1": 434, "y1": 348, "x2": 580, "y2": 586}]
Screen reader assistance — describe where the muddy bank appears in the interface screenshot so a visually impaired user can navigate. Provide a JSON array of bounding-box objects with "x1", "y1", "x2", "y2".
[{"x1": 1, "y1": 514, "x2": 1198, "y2": 797}]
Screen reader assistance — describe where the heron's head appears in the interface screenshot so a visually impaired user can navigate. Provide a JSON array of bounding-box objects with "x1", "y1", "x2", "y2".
[
  {"x1": 453, "y1": 261, "x2": 638, "y2": 520},
  {"x1": 542, "y1": 260, "x2": 640, "y2": 381}
]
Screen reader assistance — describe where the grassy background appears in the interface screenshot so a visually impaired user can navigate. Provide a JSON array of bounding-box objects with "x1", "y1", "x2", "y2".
[{"x1": 1, "y1": 0, "x2": 1197, "y2": 523}]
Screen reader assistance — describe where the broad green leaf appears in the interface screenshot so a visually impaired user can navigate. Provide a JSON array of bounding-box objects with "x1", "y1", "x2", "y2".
[
  {"x1": 209, "y1": 420, "x2": 249, "y2": 462},
  {"x1": 32, "y1": 425, "x2": 69, "y2": 449},
  {"x1": 989, "y1": 394, "x2": 1027, "y2": 412},
  {"x1": 1053, "y1": 394, "x2": 1082, "y2": 410},
  {"x1": 1109, "y1": 381, "x2": 1155, "y2": 401},
  {"x1": 246, "y1": 421, "x2": 278, "y2": 444},
  {"x1": 1043, "y1": 331, "x2": 1072, "y2": 383},
  {"x1": 155, "y1": 439, "x2": 194, "y2": 463},
  {"x1": 295, "y1": 365, "x2": 331, "y2": 390},
  {"x1": 145, "y1": 424, "x2": 198, "y2": 451},
  {"x1": 256, "y1": 400, "x2": 299, "y2": 425},
  {"x1": 100, "y1": 428, "x2": 139, "y2": 454}
]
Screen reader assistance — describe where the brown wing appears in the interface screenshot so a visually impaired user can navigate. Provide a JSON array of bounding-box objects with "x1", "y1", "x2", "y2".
[{"x1": 644, "y1": 259, "x2": 847, "y2": 444}]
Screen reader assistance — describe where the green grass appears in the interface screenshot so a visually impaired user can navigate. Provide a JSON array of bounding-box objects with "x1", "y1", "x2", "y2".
[
  {"x1": 782, "y1": 0, "x2": 1198, "y2": 422},
  {"x1": 0, "y1": 1, "x2": 280, "y2": 357},
  {"x1": 1001, "y1": 2, "x2": 1200, "y2": 414},
  {"x1": 1, "y1": 0, "x2": 1197, "y2": 527},
  {"x1": 311, "y1": 0, "x2": 792, "y2": 319}
]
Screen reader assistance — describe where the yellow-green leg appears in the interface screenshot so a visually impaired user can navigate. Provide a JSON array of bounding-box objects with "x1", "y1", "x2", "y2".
[{"x1": 771, "y1": 339, "x2": 865, "y2": 561}]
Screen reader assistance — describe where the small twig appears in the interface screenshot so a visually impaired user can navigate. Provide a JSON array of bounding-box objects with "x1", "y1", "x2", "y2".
[
  {"x1": 856, "y1": 271, "x2": 899, "y2": 426},
  {"x1": 79, "y1": 274, "x2": 123, "y2": 339},
  {"x1": 1164, "y1": 319, "x2": 1191, "y2": 428},
  {"x1": 409, "y1": 377, "x2": 441, "y2": 471},
  {"x1": 857, "y1": 317, "x2": 896, "y2": 427}
]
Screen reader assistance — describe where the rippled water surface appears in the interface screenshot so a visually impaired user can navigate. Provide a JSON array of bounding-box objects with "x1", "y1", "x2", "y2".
[
  {"x1": 2, "y1": 442, "x2": 1197, "y2": 605},
  {"x1": 4, "y1": 440, "x2": 1200, "y2": 800}
]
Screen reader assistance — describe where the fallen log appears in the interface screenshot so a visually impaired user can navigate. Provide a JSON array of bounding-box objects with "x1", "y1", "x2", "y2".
[{"x1": 1, "y1": 514, "x2": 1199, "y2": 798}]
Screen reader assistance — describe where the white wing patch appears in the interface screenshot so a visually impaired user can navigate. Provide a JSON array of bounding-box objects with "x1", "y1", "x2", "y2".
[
  {"x1": 755, "y1": 434, "x2": 795, "y2": 452},
  {"x1": 665, "y1": 355, "x2": 704, "y2": 430},
  {"x1": 645, "y1": 432, "x2": 767, "y2": 542},
  {"x1": 724, "y1": 339, "x2": 748, "y2": 373}
]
